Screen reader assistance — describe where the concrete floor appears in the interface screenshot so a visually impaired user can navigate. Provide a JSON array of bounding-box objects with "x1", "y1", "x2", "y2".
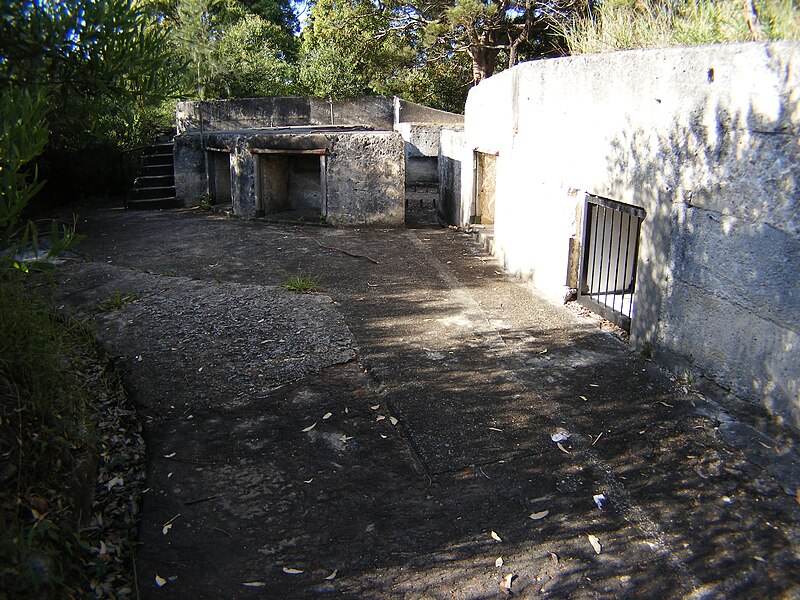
[{"x1": 54, "y1": 205, "x2": 799, "y2": 598}]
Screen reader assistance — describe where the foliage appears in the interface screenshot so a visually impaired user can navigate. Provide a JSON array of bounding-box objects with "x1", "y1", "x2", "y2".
[
  {"x1": 562, "y1": 0, "x2": 800, "y2": 54},
  {"x1": 0, "y1": 281, "x2": 95, "y2": 597},
  {"x1": 0, "y1": 88, "x2": 48, "y2": 252},
  {"x1": 280, "y1": 272, "x2": 323, "y2": 292},
  {"x1": 169, "y1": 0, "x2": 301, "y2": 99},
  {"x1": 0, "y1": 0, "x2": 176, "y2": 152},
  {"x1": 299, "y1": 0, "x2": 415, "y2": 99}
]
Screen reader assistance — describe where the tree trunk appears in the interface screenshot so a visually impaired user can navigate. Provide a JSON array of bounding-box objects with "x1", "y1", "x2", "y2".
[{"x1": 471, "y1": 45, "x2": 498, "y2": 85}]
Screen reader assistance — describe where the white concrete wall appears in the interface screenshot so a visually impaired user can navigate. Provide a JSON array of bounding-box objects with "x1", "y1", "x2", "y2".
[{"x1": 460, "y1": 42, "x2": 800, "y2": 428}]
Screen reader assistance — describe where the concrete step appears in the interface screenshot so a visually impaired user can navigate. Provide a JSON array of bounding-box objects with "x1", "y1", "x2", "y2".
[
  {"x1": 143, "y1": 153, "x2": 173, "y2": 167},
  {"x1": 139, "y1": 164, "x2": 174, "y2": 177},
  {"x1": 147, "y1": 142, "x2": 174, "y2": 155},
  {"x1": 135, "y1": 174, "x2": 174, "y2": 188},
  {"x1": 126, "y1": 197, "x2": 178, "y2": 210},
  {"x1": 472, "y1": 226, "x2": 495, "y2": 255},
  {"x1": 130, "y1": 185, "x2": 176, "y2": 201}
]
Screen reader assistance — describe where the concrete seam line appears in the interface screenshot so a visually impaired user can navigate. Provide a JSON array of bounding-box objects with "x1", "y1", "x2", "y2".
[{"x1": 405, "y1": 229, "x2": 700, "y2": 594}]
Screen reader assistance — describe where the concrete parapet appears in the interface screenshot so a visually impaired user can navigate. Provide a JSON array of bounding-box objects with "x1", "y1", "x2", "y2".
[{"x1": 456, "y1": 42, "x2": 800, "y2": 428}]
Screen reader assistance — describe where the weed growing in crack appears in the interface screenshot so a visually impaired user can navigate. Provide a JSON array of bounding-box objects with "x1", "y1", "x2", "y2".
[
  {"x1": 97, "y1": 290, "x2": 138, "y2": 312},
  {"x1": 280, "y1": 273, "x2": 322, "y2": 293}
]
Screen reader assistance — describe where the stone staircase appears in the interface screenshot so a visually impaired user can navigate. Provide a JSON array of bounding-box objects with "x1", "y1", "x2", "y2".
[{"x1": 127, "y1": 142, "x2": 178, "y2": 209}]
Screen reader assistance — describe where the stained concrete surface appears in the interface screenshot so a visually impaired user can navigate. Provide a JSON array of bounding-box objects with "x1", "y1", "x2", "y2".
[{"x1": 52, "y1": 206, "x2": 799, "y2": 598}]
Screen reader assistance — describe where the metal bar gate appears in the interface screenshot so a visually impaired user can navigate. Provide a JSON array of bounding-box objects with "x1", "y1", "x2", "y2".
[{"x1": 578, "y1": 195, "x2": 645, "y2": 332}]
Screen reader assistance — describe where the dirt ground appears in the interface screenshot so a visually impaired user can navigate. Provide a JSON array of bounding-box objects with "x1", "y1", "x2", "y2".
[{"x1": 52, "y1": 204, "x2": 799, "y2": 598}]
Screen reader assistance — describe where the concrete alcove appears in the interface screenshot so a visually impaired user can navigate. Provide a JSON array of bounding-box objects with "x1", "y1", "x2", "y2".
[{"x1": 254, "y1": 150, "x2": 327, "y2": 219}]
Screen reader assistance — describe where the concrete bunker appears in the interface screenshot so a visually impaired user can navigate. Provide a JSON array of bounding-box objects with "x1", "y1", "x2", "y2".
[{"x1": 173, "y1": 96, "x2": 463, "y2": 226}]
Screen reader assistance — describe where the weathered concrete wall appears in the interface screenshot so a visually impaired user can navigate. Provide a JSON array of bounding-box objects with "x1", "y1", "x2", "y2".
[
  {"x1": 175, "y1": 128, "x2": 404, "y2": 226},
  {"x1": 326, "y1": 132, "x2": 405, "y2": 226},
  {"x1": 394, "y1": 101, "x2": 464, "y2": 186},
  {"x1": 174, "y1": 135, "x2": 207, "y2": 206},
  {"x1": 438, "y1": 129, "x2": 465, "y2": 225},
  {"x1": 176, "y1": 97, "x2": 395, "y2": 134},
  {"x1": 396, "y1": 99, "x2": 465, "y2": 124},
  {"x1": 453, "y1": 42, "x2": 800, "y2": 428},
  {"x1": 396, "y1": 123, "x2": 453, "y2": 185}
]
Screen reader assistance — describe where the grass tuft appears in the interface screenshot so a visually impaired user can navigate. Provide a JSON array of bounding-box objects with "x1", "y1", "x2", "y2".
[
  {"x1": 562, "y1": 0, "x2": 800, "y2": 55},
  {"x1": 279, "y1": 273, "x2": 323, "y2": 293},
  {"x1": 97, "y1": 290, "x2": 139, "y2": 312}
]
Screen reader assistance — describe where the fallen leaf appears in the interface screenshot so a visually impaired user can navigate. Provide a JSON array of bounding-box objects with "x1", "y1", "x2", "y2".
[
  {"x1": 589, "y1": 383, "x2": 599, "y2": 387},
  {"x1": 155, "y1": 575, "x2": 166, "y2": 587},
  {"x1": 753, "y1": 556, "x2": 765, "y2": 563},
  {"x1": 370, "y1": 405, "x2": 380, "y2": 410},
  {"x1": 303, "y1": 478, "x2": 314, "y2": 484},
  {"x1": 344, "y1": 407, "x2": 349, "y2": 413},
  {"x1": 538, "y1": 348, "x2": 548, "y2": 354},
  {"x1": 322, "y1": 412, "x2": 332, "y2": 420},
  {"x1": 380, "y1": 434, "x2": 387, "y2": 439},
  {"x1": 588, "y1": 534, "x2": 602, "y2": 554},
  {"x1": 593, "y1": 494, "x2": 606, "y2": 510},
  {"x1": 242, "y1": 581, "x2": 266, "y2": 587},
  {"x1": 488, "y1": 427, "x2": 503, "y2": 432},
  {"x1": 579, "y1": 395, "x2": 588, "y2": 402},
  {"x1": 550, "y1": 431, "x2": 570, "y2": 442},
  {"x1": 495, "y1": 557, "x2": 503, "y2": 568},
  {"x1": 389, "y1": 416, "x2": 398, "y2": 426},
  {"x1": 549, "y1": 552, "x2": 559, "y2": 565},
  {"x1": 529, "y1": 510, "x2": 549, "y2": 520},
  {"x1": 376, "y1": 415, "x2": 386, "y2": 421},
  {"x1": 325, "y1": 569, "x2": 338, "y2": 580},
  {"x1": 105, "y1": 476, "x2": 123, "y2": 491},
  {"x1": 340, "y1": 434, "x2": 353, "y2": 442},
  {"x1": 500, "y1": 573, "x2": 515, "y2": 593},
  {"x1": 557, "y1": 442, "x2": 570, "y2": 454},
  {"x1": 162, "y1": 523, "x2": 173, "y2": 535},
  {"x1": 302, "y1": 422, "x2": 317, "y2": 432},
  {"x1": 98, "y1": 541, "x2": 108, "y2": 556},
  {"x1": 164, "y1": 452, "x2": 176, "y2": 458},
  {"x1": 491, "y1": 531, "x2": 502, "y2": 542},
  {"x1": 282, "y1": 567, "x2": 304, "y2": 574}
]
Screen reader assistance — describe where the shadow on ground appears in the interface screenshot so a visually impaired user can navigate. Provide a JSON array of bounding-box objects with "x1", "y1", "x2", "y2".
[{"x1": 51, "y1": 205, "x2": 799, "y2": 598}]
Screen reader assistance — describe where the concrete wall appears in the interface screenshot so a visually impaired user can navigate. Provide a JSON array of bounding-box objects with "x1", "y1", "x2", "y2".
[
  {"x1": 448, "y1": 42, "x2": 800, "y2": 428},
  {"x1": 396, "y1": 123, "x2": 453, "y2": 185},
  {"x1": 396, "y1": 99, "x2": 465, "y2": 125},
  {"x1": 176, "y1": 97, "x2": 396, "y2": 134},
  {"x1": 174, "y1": 129, "x2": 405, "y2": 226},
  {"x1": 438, "y1": 129, "x2": 466, "y2": 225}
]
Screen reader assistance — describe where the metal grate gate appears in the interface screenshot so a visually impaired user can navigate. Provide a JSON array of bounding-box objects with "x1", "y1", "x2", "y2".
[{"x1": 578, "y1": 195, "x2": 645, "y2": 332}]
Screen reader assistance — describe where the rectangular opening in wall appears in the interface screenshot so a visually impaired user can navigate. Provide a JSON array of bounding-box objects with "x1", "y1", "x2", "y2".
[
  {"x1": 207, "y1": 149, "x2": 232, "y2": 206},
  {"x1": 472, "y1": 151, "x2": 497, "y2": 225},
  {"x1": 253, "y1": 149, "x2": 327, "y2": 220},
  {"x1": 578, "y1": 194, "x2": 645, "y2": 332}
]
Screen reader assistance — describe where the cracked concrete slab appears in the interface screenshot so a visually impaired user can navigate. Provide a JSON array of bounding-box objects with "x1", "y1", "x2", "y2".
[{"x1": 50, "y1": 205, "x2": 800, "y2": 598}]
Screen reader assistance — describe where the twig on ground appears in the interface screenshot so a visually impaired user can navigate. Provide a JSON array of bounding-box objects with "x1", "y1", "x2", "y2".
[{"x1": 308, "y1": 237, "x2": 380, "y2": 264}]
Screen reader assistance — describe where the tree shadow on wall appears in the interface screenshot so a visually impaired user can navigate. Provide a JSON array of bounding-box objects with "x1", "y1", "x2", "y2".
[{"x1": 602, "y1": 64, "x2": 800, "y2": 431}]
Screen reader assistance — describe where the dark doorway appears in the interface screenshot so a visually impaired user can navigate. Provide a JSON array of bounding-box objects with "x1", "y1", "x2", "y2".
[{"x1": 255, "y1": 150, "x2": 327, "y2": 220}]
